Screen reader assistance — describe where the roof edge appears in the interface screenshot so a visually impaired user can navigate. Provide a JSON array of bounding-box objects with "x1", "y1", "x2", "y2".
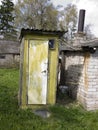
[{"x1": 20, "y1": 28, "x2": 67, "y2": 39}]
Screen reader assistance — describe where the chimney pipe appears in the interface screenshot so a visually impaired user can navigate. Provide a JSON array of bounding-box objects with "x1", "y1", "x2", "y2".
[{"x1": 78, "y1": 9, "x2": 85, "y2": 33}]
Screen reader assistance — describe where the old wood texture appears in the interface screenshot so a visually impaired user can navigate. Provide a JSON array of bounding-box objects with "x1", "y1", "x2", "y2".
[{"x1": 19, "y1": 29, "x2": 65, "y2": 109}]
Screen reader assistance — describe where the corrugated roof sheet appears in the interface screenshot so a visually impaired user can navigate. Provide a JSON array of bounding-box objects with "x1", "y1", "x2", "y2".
[
  {"x1": 81, "y1": 38, "x2": 98, "y2": 47},
  {"x1": 20, "y1": 28, "x2": 67, "y2": 38},
  {"x1": 60, "y1": 45, "x2": 82, "y2": 51},
  {"x1": 60, "y1": 38, "x2": 98, "y2": 52}
]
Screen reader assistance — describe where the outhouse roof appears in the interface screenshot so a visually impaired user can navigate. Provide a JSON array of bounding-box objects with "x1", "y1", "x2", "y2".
[{"x1": 20, "y1": 28, "x2": 67, "y2": 38}]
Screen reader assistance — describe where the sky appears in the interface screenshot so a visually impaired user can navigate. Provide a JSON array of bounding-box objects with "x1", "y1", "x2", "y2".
[
  {"x1": 51, "y1": 0, "x2": 98, "y2": 37},
  {"x1": 74, "y1": 0, "x2": 98, "y2": 38},
  {"x1": 0, "y1": 0, "x2": 98, "y2": 37}
]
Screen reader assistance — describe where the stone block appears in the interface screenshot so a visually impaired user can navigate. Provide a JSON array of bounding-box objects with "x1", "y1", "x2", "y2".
[{"x1": 87, "y1": 88, "x2": 96, "y2": 92}]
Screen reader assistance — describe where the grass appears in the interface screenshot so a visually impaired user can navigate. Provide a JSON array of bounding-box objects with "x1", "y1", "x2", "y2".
[{"x1": 0, "y1": 69, "x2": 98, "y2": 130}]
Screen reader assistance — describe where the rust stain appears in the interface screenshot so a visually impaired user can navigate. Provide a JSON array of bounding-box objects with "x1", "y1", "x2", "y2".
[{"x1": 84, "y1": 52, "x2": 90, "y2": 89}]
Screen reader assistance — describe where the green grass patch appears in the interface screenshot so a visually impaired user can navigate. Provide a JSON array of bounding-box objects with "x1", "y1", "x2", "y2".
[{"x1": 0, "y1": 68, "x2": 98, "y2": 130}]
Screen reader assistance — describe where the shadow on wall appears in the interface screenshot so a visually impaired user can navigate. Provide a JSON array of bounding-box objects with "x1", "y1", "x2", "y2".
[
  {"x1": 60, "y1": 61, "x2": 66, "y2": 85},
  {"x1": 65, "y1": 64, "x2": 83, "y2": 100}
]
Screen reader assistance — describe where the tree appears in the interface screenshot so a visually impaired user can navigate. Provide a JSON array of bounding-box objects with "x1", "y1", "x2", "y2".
[
  {"x1": 59, "y1": 4, "x2": 77, "y2": 30},
  {"x1": 0, "y1": 0, "x2": 16, "y2": 39},
  {"x1": 59, "y1": 4, "x2": 78, "y2": 39},
  {"x1": 84, "y1": 24, "x2": 95, "y2": 39},
  {"x1": 14, "y1": 0, "x2": 59, "y2": 31}
]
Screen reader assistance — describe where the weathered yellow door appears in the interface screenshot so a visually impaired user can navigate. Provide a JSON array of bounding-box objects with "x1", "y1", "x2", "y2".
[{"x1": 28, "y1": 40, "x2": 48, "y2": 104}]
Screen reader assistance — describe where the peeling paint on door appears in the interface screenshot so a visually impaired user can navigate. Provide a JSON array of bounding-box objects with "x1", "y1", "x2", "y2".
[{"x1": 28, "y1": 40, "x2": 48, "y2": 104}]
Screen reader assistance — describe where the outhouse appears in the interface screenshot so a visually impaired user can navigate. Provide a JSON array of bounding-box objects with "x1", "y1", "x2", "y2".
[{"x1": 19, "y1": 29, "x2": 65, "y2": 108}]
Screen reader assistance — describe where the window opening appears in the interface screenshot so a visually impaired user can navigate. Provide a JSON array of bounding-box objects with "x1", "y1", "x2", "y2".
[{"x1": 49, "y1": 39, "x2": 55, "y2": 49}]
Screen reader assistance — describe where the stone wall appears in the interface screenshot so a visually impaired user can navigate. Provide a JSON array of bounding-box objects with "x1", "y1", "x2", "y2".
[
  {"x1": 65, "y1": 51, "x2": 84, "y2": 99},
  {"x1": 64, "y1": 49, "x2": 98, "y2": 110},
  {"x1": 0, "y1": 54, "x2": 20, "y2": 68},
  {"x1": 0, "y1": 40, "x2": 20, "y2": 68}
]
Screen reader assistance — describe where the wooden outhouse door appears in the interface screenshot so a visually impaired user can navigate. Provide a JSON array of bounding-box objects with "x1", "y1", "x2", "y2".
[{"x1": 28, "y1": 40, "x2": 48, "y2": 104}]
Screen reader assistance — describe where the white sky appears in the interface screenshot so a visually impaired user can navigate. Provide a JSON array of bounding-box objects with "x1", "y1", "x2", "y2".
[
  {"x1": 74, "y1": 0, "x2": 98, "y2": 38},
  {"x1": 0, "y1": 0, "x2": 98, "y2": 37},
  {"x1": 51, "y1": 0, "x2": 98, "y2": 37}
]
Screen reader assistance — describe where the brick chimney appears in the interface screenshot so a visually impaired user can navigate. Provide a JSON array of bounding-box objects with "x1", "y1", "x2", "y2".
[
  {"x1": 73, "y1": 9, "x2": 86, "y2": 46},
  {"x1": 78, "y1": 9, "x2": 85, "y2": 33}
]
